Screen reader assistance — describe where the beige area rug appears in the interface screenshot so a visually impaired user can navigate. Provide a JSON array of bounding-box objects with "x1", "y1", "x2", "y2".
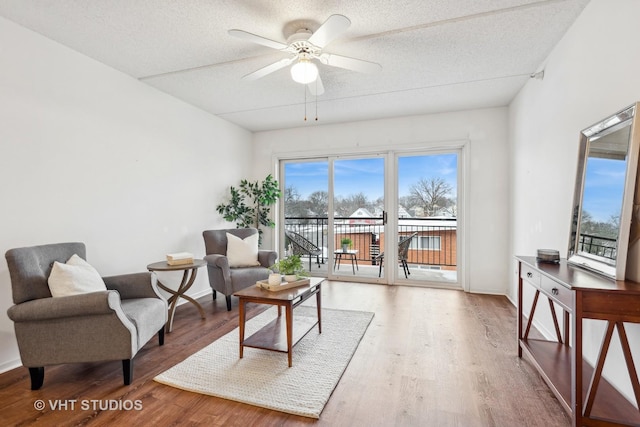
[{"x1": 154, "y1": 306, "x2": 374, "y2": 418}]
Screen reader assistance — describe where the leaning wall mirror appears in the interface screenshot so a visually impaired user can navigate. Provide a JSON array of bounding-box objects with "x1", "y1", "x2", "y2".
[{"x1": 568, "y1": 102, "x2": 640, "y2": 280}]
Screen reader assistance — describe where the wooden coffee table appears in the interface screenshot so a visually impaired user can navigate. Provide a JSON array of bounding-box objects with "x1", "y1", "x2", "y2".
[{"x1": 234, "y1": 277, "x2": 324, "y2": 367}]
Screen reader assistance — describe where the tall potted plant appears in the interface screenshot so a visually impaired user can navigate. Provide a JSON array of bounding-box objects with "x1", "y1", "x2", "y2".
[{"x1": 216, "y1": 174, "x2": 281, "y2": 245}]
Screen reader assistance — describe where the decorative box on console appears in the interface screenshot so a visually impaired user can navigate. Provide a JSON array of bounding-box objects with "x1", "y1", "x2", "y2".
[{"x1": 536, "y1": 249, "x2": 559, "y2": 264}]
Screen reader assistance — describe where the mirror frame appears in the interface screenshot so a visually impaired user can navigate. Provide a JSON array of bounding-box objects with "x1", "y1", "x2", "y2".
[{"x1": 568, "y1": 102, "x2": 640, "y2": 280}]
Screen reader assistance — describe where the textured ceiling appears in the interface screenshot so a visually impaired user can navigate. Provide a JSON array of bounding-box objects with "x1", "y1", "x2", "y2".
[{"x1": 0, "y1": 0, "x2": 590, "y2": 132}]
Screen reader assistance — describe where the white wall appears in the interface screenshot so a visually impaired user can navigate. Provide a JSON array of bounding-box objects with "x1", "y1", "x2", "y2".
[
  {"x1": 509, "y1": 0, "x2": 640, "y2": 405},
  {"x1": 0, "y1": 17, "x2": 253, "y2": 372},
  {"x1": 253, "y1": 107, "x2": 510, "y2": 294}
]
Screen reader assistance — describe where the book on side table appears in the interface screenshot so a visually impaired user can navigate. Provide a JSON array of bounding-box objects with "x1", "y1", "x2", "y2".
[{"x1": 166, "y1": 252, "x2": 194, "y2": 266}]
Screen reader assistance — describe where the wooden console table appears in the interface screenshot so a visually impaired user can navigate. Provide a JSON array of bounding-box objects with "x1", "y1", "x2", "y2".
[{"x1": 516, "y1": 256, "x2": 640, "y2": 426}]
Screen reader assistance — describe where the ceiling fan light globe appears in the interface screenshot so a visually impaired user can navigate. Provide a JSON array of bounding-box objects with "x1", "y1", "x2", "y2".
[{"x1": 290, "y1": 60, "x2": 318, "y2": 84}]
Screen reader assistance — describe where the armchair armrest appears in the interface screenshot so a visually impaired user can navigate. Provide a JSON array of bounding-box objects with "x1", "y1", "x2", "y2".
[
  {"x1": 203, "y1": 254, "x2": 232, "y2": 295},
  {"x1": 204, "y1": 254, "x2": 229, "y2": 270},
  {"x1": 103, "y1": 272, "x2": 162, "y2": 300},
  {"x1": 258, "y1": 250, "x2": 277, "y2": 268},
  {"x1": 7, "y1": 291, "x2": 121, "y2": 322}
]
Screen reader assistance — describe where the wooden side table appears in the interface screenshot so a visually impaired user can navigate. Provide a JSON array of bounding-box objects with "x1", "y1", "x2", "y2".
[{"x1": 147, "y1": 259, "x2": 206, "y2": 332}]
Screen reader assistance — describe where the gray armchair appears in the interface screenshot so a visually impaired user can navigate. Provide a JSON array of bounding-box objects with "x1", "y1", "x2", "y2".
[
  {"x1": 5, "y1": 242, "x2": 167, "y2": 389},
  {"x1": 203, "y1": 228, "x2": 277, "y2": 311}
]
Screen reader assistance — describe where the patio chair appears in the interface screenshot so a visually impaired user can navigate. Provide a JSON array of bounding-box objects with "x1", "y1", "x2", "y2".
[
  {"x1": 375, "y1": 232, "x2": 418, "y2": 278},
  {"x1": 285, "y1": 230, "x2": 323, "y2": 270}
]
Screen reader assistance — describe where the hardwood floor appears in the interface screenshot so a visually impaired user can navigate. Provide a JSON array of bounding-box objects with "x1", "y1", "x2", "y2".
[{"x1": 0, "y1": 281, "x2": 570, "y2": 426}]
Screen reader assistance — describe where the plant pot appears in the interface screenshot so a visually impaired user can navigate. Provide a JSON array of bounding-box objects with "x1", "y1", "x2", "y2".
[
  {"x1": 342, "y1": 244, "x2": 349, "y2": 252},
  {"x1": 268, "y1": 273, "x2": 282, "y2": 286},
  {"x1": 284, "y1": 274, "x2": 297, "y2": 283}
]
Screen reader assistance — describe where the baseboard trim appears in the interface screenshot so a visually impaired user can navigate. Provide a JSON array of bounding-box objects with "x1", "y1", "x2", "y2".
[
  {"x1": 506, "y1": 293, "x2": 555, "y2": 341},
  {"x1": 174, "y1": 288, "x2": 212, "y2": 306},
  {"x1": 0, "y1": 358, "x2": 22, "y2": 374}
]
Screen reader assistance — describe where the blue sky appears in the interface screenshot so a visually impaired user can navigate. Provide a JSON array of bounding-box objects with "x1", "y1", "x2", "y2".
[
  {"x1": 284, "y1": 154, "x2": 458, "y2": 200},
  {"x1": 398, "y1": 154, "x2": 457, "y2": 198},
  {"x1": 582, "y1": 156, "x2": 626, "y2": 223},
  {"x1": 284, "y1": 161, "x2": 329, "y2": 198}
]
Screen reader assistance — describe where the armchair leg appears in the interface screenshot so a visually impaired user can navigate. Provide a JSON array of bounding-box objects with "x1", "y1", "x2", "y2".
[
  {"x1": 212, "y1": 289, "x2": 217, "y2": 300},
  {"x1": 158, "y1": 327, "x2": 165, "y2": 346},
  {"x1": 29, "y1": 367, "x2": 44, "y2": 390},
  {"x1": 225, "y1": 295, "x2": 232, "y2": 311},
  {"x1": 122, "y1": 359, "x2": 133, "y2": 385}
]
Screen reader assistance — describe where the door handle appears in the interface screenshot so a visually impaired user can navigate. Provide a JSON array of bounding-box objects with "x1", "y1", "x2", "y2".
[{"x1": 383, "y1": 211, "x2": 387, "y2": 224}]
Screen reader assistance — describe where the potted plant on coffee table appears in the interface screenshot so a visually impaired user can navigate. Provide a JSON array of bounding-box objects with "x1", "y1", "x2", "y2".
[{"x1": 270, "y1": 255, "x2": 309, "y2": 283}]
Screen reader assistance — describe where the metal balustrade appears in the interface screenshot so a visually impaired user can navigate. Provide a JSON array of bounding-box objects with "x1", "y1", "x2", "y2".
[
  {"x1": 283, "y1": 216, "x2": 457, "y2": 269},
  {"x1": 577, "y1": 233, "x2": 617, "y2": 260}
]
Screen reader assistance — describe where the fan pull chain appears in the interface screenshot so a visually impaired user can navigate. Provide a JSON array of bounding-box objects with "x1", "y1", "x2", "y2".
[
  {"x1": 304, "y1": 84, "x2": 307, "y2": 121},
  {"x1": 315, "y1": 80, "x2": 318, "y2": 121}
]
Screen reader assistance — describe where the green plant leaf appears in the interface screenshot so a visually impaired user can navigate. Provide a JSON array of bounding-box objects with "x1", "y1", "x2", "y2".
[{"x1": 216, "y1": 175, "x2": 282, "y2": 246}]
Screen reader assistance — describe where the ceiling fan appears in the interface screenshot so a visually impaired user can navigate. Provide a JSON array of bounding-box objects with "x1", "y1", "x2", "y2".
[{"x1": 229, "y1": 14, "x2": 382, "y2": 96}]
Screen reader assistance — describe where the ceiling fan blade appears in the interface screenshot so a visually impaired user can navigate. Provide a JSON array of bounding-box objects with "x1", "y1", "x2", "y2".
[
  {"x1": 243, "y1": 57, "x2": 294, "y2": 81},
  {"x1": 228, "y1": 29, "x2": 288, "y2": 50},
  {"x1": 307, "y1": 74, "x2": 325, "y2": 96},
  {"x1": 320, "y1": 53, "x2": 382, "y2": 73},
  {"x1": 308, "y1": 14, "x2": 351, "y2": 48}
]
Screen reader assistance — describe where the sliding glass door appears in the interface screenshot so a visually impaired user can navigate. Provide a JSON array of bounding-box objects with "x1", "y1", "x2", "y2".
[
  {"x1": 280, "y1": 148, "x2": 461, "y2": 287},
  {"x1": 281, "y1": 160, "x2": 330, "y2": 273},
  {"x1": 396, "y1": 152, "x2": 458, "y2": 285},
  {"x1": 332, "y1": 156, "x2": 385, "y2": 281},
  {"x1": 281, "y1": 156, "x2": 387, "y2": 282}
]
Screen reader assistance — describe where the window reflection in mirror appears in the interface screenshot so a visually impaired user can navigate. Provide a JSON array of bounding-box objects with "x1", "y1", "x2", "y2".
[
  {"x1": 577, "y1": 124, "x2": 631, "y2": 262},
  {"x1": 568, "y1": 104, "x2": 638, "y2": 279}
]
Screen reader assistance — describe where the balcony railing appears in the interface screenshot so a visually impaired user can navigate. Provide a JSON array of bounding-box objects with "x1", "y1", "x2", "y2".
[
  {"x1": 578, "y1": 233, "x2": 617, "y2": 260},
  {"x1": 284, "y1": 216, "x2": 457, "y2": 269}
]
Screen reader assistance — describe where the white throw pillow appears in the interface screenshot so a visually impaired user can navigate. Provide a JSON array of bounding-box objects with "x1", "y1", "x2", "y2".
[
  {"x1": 226, "y1": 232, "x2": 260, "y2": 267},
  {"x1": 47, "y1": 254, "x2": 107, "y2": 297}
]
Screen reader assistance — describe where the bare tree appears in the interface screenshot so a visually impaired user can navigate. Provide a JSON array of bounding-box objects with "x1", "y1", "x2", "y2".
[
  {"x1": 409, "y1": 177, "x2": 453, "y2": 216},
  {"x1": 398, "y1": 195, "x2": 412, "y2": 209},
  {"x1": 284, "y1": 186, "x2": 307, "y2": 218},
  {"x1": 307, "y1": 190, "x2": 328, "y2": 216},
  {"x1": 336, "y1": 192, "x2": 370, "y2": 217},
  {"x1": 440, "y1": 202, "x2": 457, "y2": 217}
]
